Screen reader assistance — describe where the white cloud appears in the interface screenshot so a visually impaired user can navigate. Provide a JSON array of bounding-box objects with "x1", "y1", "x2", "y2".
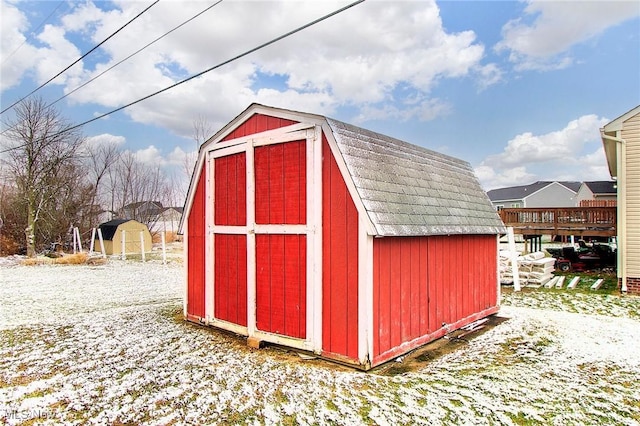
[
  {"x1": 475, "y1": 165, "x2": 536, "y2": 190},
  {"x1": 85, "y1": 133, "x2": 125, "y2": 147},
  {"x1": 2, "y1": 0, "x2": 492, "y2": 137},
  {"x1": 485, "y1": 114, "x2": 608, "y2": 167},
  {"x1": 134, "y1": 145, "x2": 165, "y2": 166},
  {"x1": 477, "y1": 114, "x2": 610, "y2": 189},
  {"x1": 475, "y1": 63, "x2": 503, "y2": 91},
  {"x1": 0, "y1": 2, "x2": 41, "y2": 90},
  {"x1": 577, "y1": 147, "x2": 613, "y2": 181},
  {"x1": 495, "y1": 0, "x2": 640, "y2": 71}
]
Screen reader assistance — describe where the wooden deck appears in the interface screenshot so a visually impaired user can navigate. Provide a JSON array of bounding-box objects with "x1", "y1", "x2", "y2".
[{"x1": 498, "y1": 207, "x2": 616, "y2": 237}]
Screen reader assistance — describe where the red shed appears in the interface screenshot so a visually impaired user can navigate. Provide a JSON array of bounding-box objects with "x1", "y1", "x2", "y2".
[{"x1": 179, "y1": 104, "x2": 505, "y2": 369}]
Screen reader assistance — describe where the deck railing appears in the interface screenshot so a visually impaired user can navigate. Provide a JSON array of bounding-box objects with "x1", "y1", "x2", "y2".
[{"x1": 498, "y1": 207, "x2": 616, "y2": 236}]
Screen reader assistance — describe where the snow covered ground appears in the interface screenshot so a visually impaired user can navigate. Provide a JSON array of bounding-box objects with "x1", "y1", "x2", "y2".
[{"x1": 1, "y1": 258, "x2": 639, "y2": 425}]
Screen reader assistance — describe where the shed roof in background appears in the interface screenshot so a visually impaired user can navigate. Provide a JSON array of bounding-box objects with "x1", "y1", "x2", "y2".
[
  {"x1": 97, "y1": 219, "x2": 150, "y2": 241},
  {"x1": 98, "y1": 219, "x2": 129, "y2": 240}
]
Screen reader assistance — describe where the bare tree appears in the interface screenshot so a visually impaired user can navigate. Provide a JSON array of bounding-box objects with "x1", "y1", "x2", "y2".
[
  {"x1": 1, "y1": 97, "x2": 85, "y2": 256},
  {"x1": 185, "y1": 114, "x2": 212, "y2": 178},
  {"x1": 81, "y1": 138, "x2": 121, "y2": 223},
  {"x1": 112, "y1": 151, "x2": 172, "y2": 234}
]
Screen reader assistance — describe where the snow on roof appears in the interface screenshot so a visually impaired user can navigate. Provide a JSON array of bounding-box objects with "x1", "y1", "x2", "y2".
[{"x1": 326, "y1": 118, "x2": 505, "y2": 236}]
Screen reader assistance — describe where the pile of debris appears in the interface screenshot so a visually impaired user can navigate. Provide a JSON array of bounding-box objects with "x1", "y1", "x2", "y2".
[
  {"x1": 500, "y1": 248, "x2": 606, "y2": 291},
  {"x1": 500, "y1": 251, "x2": 556, "y2": 288}
]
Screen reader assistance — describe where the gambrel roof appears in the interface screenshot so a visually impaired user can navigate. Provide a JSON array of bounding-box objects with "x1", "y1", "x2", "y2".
[
  {"x1": 98, "y1": 219, "x2": 130, "y2": 240},
  {"x1": 182, "y1": 104, "x2": 505, "y2": 237},
  {"x1": 325, "y1": 118, "x2": 505, "y2": 236}
]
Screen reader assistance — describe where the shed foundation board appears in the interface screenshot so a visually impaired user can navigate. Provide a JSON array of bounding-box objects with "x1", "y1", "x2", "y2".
[{"x1": 247, "y1": 337, "x2": 262, "y2": 349}]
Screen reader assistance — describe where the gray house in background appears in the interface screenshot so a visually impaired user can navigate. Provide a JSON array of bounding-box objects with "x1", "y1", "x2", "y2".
[
  {"x1": 576, "y1": 181, "x2": 617, "y2": 206},
  {"x1": 487, "y1": 181, "x2": 581, "y2": 210}
]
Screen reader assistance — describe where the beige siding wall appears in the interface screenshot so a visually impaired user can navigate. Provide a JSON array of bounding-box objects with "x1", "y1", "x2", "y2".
[{"x1": 623, "y1": 113, "x2": 640, "y2": 277}]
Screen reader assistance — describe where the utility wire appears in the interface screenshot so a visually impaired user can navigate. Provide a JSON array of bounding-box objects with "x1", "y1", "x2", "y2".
[
  {"x1": 1, "y1": 1, "x2": 66, "y2": 66},
  {"x1": 0, "y1": 0, "x2": 366, "y2": 154},
  {"x1": 49, "y1": 0, "x2": 224, "y2": 108},
  {"x1": 0, "y1": 0, "x2": 160, "y2": 116},
  {"x1": 0, "y1": 0, "x2": 220, "y2": 138}
]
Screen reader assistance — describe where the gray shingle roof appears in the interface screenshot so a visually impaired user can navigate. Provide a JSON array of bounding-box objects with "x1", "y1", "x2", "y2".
[
  {"x1": 583, "y1": 181, "x2": 616, "y2": 195},
  {"x1": 487, "y1": 181, "x2": 580, "y2": 202},
  {"x1": 326, "y1": 118, "x2": 505, "y2": 236}
]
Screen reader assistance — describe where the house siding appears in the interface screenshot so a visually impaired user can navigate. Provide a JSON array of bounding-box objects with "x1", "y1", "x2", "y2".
[
  {"x1": 526, "y1": 183, "x2": 577, "y2": 207},
  {"x1": 622, "y1": 113, "x2": 640, "y2": 281}
]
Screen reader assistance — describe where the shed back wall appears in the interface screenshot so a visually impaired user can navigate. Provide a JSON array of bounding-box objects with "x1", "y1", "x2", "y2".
[{"x1": 373, "y1": 234, "x2": 497, "y2": 363}]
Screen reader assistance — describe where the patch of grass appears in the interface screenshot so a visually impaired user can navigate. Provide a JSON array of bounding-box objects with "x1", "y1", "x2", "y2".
[
  {"x1": 273, "y1": 388, "x2": 289, "y2": 405},
  {"x1": 280, "y1": 414, "x2": 298, "y2": 426},
  {"x1": 23, "y1": 388, "x2": 51, "y2": 398},
  {"x1": 507, "y1": 411, "x2": 537, "y2": 426},
  {"x1": 358, "y1": 399, "x2": 372, "y2": 420},
  {"x1": 450, "y1": 398, "x2": 463, "y2": 407},
  {"x1": 325, "y1": 399, "x2": 338, "y2": 411},
  {"x1": 384, "y1": 364, "x2": 412, "y2": 375}
]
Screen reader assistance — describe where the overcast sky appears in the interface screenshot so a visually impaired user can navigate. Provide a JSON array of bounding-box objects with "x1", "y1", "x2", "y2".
[{"x1": 1, "y1": 0, "x2": 639, "y2": 194}]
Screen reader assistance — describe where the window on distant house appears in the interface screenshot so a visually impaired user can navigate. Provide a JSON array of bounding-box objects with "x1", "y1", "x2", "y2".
[
  {"x1": 511, "y1": 203, "x2": 521, "y2": 208},
  {"x1": 496, "y1": 205, "x2": 504, "y2": 211}
]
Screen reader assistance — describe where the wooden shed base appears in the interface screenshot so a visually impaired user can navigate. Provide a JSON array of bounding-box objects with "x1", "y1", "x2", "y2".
[{"x1": 247, "y1": 336, "x2": 263, "y2": 349}]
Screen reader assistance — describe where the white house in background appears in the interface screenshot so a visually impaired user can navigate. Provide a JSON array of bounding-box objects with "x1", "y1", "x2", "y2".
[
  {"x1": 601, "y1": 104, "x2": 640, "y2": 295},
  {"x1": 575, "y1": 181, "x2": 617, "y2": 206},
  {"x1": 486, "y1": 181, "x2": 581, "y2": 210},
  {"x1": 120, "y1": 201, "x2": 164, "y2": 221},
  {"x1": 152, "y1": 207, "x2": 183, "y2": 237}
]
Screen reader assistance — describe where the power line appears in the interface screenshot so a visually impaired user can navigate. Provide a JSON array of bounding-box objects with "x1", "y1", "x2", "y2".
[
  {"x1": 60, "y1": 0, "x2": 366, "y2": 133},
  {"x1": 49, "y1": 0, "x2": 224, "y2": 108},
  {"x1": 0, "y1": 0, "x2": 160, "y2": 116},
  {"x1": 0, "y1": 0, "x2": 366, "y2": 155},
  {"x1": 1, "y1": 1, "x2": 66, "y2": 66},
  {"x1": 0, "y1": 1, "x2": 221, "y2": 139}
]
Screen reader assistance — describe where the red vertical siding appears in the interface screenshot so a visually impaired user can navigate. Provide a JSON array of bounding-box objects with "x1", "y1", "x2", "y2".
[
  {"x1": 255, "y1": 141, "x2": 306, "y2": 224},
  {"x1": 373, "y1": 235, "x2": 498, "y2": 362},
  {"x1": 256, "y1": 234, "x2": 306, "y2": 338},
  {"x1": 322, "y1": 138, "x2": 359, "y2": 360},
  {"x1": 214, "y1": 153, "x2": 246, "y2": 226},
  {"x1": 213, "y1": 151, "x2": 247, "y2": 327},
  {"x1": 221, "y1": 114, "x2": 297, "y2": 141},
  {"x1": 187, "y1": 167, "x2": 206, "y2": 318},
  {"x1": 214, "y1": 234, "x2": 247, "y2": 326},
  {"x1": 253, "y1": 139, "x2": 307, "y2": 339}
]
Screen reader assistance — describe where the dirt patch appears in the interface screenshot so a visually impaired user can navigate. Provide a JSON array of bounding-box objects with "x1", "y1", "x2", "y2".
[{"x1": 372, "y1": 314, "x2": 510, "y2": 376}]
